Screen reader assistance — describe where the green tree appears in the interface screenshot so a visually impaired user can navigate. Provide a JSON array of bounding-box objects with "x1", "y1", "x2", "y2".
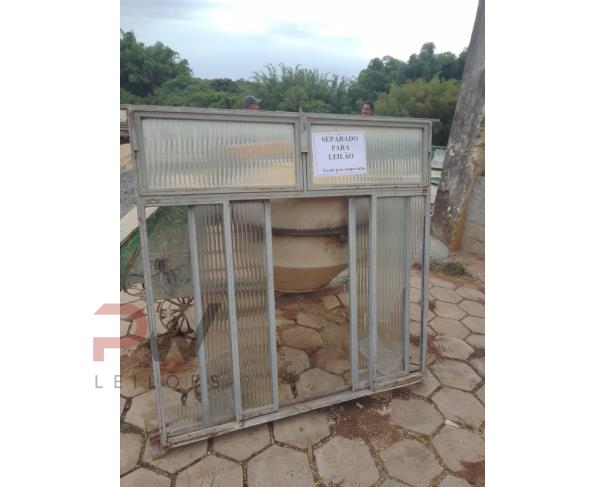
[
  {"x1": 375, "y1": 77, "x2": 460, "y2": 145},
  {"x1": 120, "y1": 30, "x2": 192, "y2": 100}
]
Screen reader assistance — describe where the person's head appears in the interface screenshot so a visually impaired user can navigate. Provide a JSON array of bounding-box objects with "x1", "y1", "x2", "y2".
[
  {"x1": 361, "y1": 101, "x2": 374, "y2": 116},
  {"x1": 243, "y1": 95, "x2": 261, "y2": 110}
]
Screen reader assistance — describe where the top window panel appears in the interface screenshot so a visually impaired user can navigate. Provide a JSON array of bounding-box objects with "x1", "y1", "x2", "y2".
[
  {"x1": 137, "y1": 117, "x2": 299, "y2": 194},
  {"x1": 309, "y1": 124, "x2": 425, "y2": 188}
]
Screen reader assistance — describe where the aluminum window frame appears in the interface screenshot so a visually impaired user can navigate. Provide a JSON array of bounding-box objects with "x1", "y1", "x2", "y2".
[
  {"x1": 130, "y1": 106, "x2": 304, "y2": 197},
  {"x1": 128, "y1": 106, "x2": 432, "y2": 451}
]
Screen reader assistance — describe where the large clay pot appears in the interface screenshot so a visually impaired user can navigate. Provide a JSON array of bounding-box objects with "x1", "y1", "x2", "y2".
[{"x1": 271, "y1": 197, "x2": 348, "y2": 293}]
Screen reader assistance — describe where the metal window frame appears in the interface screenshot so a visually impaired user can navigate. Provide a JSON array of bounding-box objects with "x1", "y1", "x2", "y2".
[
  {"x1": 129, "y1": 106, "x2": 304, "y2": 197},
  {"x1": 129, "y1": 106, "x2": 431, "y2": 451}
]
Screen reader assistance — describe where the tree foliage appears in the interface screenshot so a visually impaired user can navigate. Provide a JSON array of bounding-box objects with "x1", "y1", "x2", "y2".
[
  {"x1": 120, "y1": 32, "x2": 467, "y2": 144},
  {"x1": 375, "y1": 77, "x2": 460, "y2": 145}
]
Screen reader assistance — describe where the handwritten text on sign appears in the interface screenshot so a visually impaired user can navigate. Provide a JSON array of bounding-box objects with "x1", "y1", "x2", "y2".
[{"x1": 312, "y1": 132, "x2": 367, "y2": 177}]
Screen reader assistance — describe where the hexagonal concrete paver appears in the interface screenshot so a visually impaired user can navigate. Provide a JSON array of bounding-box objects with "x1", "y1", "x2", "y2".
[
  {"x1": 433, "y1": 301, "x2": 466, "y2": 320},
  {"x1": 175, "y1": 455, "x2": 243, "y2": 487},
  {"x1": 430, "y1": 277, "x2": 456, "y2": 289},
  {"x1": 296, "y1": 368, "x2": 345, "y2": 400},
  {"x1": 125, "y1": 388, "x2": 182, "y2": 430},
  {"x1": 433, "y1": 426, "x2": 484, "y2": 471},
  {"x1": 459, "y1": 300, "x2": 485, "y2": 318},
  {"x1": 120, "y1": 468, "x2": 171, "y2": 487},
  {"x1": 431, "y1": 317, "x2": 470, "y2": 339},
  {"x1": 433, "y1": 336, "x2": 473, "y2": 360},
  {"x1": 439, "y1": 474, "x2": 472, "y2": 487},
  {"x1": 470, "y1": 357, "x2": 485, "y2": 378},
  {"x1": 316, "y1": 436, "x2": 380, "y2": 487},
  {"x1": 296, "y1": 312, "x2": 325, "y2": 329},
  {"x1": 430, "y1": 287, "x2": 463, "y2": 304},
  {"x1": 408, "y1": 369, "x2": 440, "y2": 397},
  {"x1": 455, "y1": 287, "x2": 484, "y2": 302},
  {"x1": 120, "y1": 433, "x2": 142, "y2": 475},
  {"x1": 410, "y1": 275, "x2": 422, "y2": 289},
  {"x1": 277, "y1": 317, "x2": 296, "y2": 328},
  {"x1": 465, "y1": 334, "x2": 485, "y2": 349},
  {"x1": 380, "y1": 480, "x2": 406, "y2": 487},
  {"x1": 476, "y1": 385, "x2": 485, "y2": 404},
  {"x1": 279, "y1": 383, "x2": 294, "y2": 403},
  {"x1": 321, "y1": 295, "x2": 341, "y2": 310},
  {"x1": 213, "y1": 424, "x2": 270, "y2": 461},
  {"x1": 379, "y1": 438, "x2": 442, "y2": 487},
  {"x1": 431, "y1": 360, "x2": 481, "y2": 391},
  {"x1": 142, "y1": 437, "x2": 207, "y2": 473},
  {"x1": 410, "y1": 302, "x2": 435, "y2": 322},
  {"x1": 121, "y1": 320, "x2": 131, "y2": 337},
  {"x1": 278, "y1": 346, "x2": 311, "y2": 377},
  {"x1": 462, "y1": 316, "x2": 484, "y2": 334},
  {"x1": 433, "y1": 387, "x2": 484, "y2": 429},
  {"x1": 389, "y1": 397, "x2": 443, "y2": 435},
  {"x1": 320, "y1": 324, "x2": 349, "y2": 350},
  {"x1": 281, "y1": 326, "x2": 323, "y2": 350},
  {"x1": 312, "y1": 347, "x2": 350, "y2": 375},
  {"x1": 273, "y1": 410, "x2": 330, "y2": 449},
  {"x1": 247, "y1": 445, "x2": 314, "y2": 487}
]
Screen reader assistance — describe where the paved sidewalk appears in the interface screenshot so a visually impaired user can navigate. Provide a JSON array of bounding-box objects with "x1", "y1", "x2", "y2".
[{"x1": 120, "y1": 271, "x2": 485, "y2": 487}]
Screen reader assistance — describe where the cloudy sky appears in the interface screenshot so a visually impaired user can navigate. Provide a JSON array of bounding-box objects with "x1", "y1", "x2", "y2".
[{"x1": 121, "y1": 0, "x2": 478, "y2": 80}]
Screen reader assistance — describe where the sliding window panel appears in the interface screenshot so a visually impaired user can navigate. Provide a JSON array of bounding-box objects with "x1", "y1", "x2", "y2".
[
  {"x1": 408, "y1": 196, "x2": 428, "y2": 372},
  {"x1": 139, "y1": 118, "x2": 299, "y2": 193},
  {"x1": 373, "y1": 197, "x2": 410, "y2": 380},
  {"x1": 230, "y1": 202, "x2": 275, "y2": 414},
  {"x1": 190, "y1": 204, "x2": 237, "y2": 428},
  {"x1": 353, "y1": 197, "x2": 370, "y2": 386},
  {"x1": 309, "y1": 124, "x2": 424, "y2": 188},
  {"x1": 129, "y1": 206, "x2": 201, "y2": 437}
]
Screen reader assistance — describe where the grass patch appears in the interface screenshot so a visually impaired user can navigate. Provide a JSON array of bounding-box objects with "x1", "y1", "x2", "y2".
[{"x1": 430, "y1": 259, "x2": 469, "y2": 276}]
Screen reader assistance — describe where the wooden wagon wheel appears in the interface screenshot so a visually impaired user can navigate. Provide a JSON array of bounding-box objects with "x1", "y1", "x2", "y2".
[{"x1": 156, "y1": 297, "x2": 194, "y2": 334}]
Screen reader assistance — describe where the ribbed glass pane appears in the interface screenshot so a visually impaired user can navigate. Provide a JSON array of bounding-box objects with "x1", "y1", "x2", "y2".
[
  {"x1": 411, "y1": 196, "x2": 425, "y2": 265},
  {"x1": 354, "y1": 197, "x2": 370, "y2": 384},
  {"x1": 311, "y1": 125, "x2": 423, "y2": 186},
  {"x1": 139, "y1": 206, "x2": 201, "y2": 434},
  {"x1": 409, "y1": 196, "x2": 427, "y2": 372},
  {"x1": 141, "y1": 118, "x2": 297, "y2": 191},
  {"x1": 374, "y1": 197, "x2": 407, "y2": 378},
  {"x1": 193, "y1": 204, "x2": 236, "y2": 426},
  {"x1": 231, "y1": 202, "x2": 273, "y2": 412}
]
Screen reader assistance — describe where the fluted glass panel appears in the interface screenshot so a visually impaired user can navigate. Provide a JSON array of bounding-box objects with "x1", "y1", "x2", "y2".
[
  {"x1": 141, "y1": 118, "x2": 297, "y2": 191},
  {"x1": 193, "y1": 204, "x2": 236, "y2": 426},
  {"x1": 354, "y1": 197, "x2": 370, "y2": 384},
  {"x1": 409, "y1": 196, "x2": 427, "y2": 372},
  {"x1": 141, "y1": 206, "x2": 201, "y2": 434},
  {"x1": 374, "y1": 197, "x2": 407, "y2": 378},
  {"x1": 311, "y1": 125, "x2": 423, "y2": 186},
  {"x1": 411, "y1": 197, "x2": 425, "y2": 265},
  {"x1": 231, "y1": 202, "x2": 273, "y2": 412}
]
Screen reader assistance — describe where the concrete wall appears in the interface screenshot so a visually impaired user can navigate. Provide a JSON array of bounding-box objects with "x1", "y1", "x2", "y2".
[{"x1": 461, "y1": 175, "x2": 484, "y2": 256}]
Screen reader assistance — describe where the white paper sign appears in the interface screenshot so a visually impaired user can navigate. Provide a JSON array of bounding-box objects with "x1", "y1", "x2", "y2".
[{"x1": 312, "y1": 132, "x2": 367, "y2": 177}]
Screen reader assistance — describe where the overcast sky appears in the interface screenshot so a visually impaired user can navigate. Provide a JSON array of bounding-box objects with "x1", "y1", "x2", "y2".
[{"x1": 121, "y1": 0, "x2": 478, "y2": 80}]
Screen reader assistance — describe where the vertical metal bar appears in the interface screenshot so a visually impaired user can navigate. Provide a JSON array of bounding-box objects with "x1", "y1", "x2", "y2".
[
  {"x1": 348, "y1": 198, "x2": 359, "y2": 391},
  {"x1": 187, "y1": 206, "x2": 210, "y2": 424},
  {"x1": 222, "y1": 201, "x2": 242, "y2": 421},
  {"x1": 420, "y1": 197, "x2": 431, "y2": 371},
  {"x1": 420, "y1": 124, "x2": 432, "y2": 372},
  {"x1": 136, "y1": 199, "x2": 167, "y2": 445},
  {"x1": 368, "y1": 194, "x2": 378, "y2": 389},
  {"x1": 263, "y1": 201, "x2": 279, "y2": 410},
  {"x1": 402, "y1": 198, "x2": 412, "y2": 374}
]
